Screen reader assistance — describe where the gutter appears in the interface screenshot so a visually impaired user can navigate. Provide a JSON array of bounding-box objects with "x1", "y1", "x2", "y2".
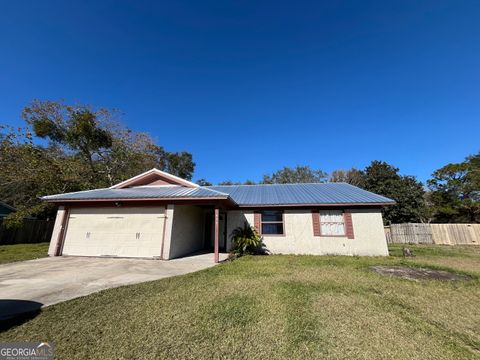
[
  {"x1": 236, "y1": 202, "x2": 396, "y2": 208},
  {"x1": 42, "y1": 196, "x2": 231, "y2": 203}
]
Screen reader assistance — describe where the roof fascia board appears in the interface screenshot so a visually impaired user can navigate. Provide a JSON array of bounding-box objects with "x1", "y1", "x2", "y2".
[
  {"x1": 237, "y1": 202, "x2": 395, "y2": 208},
  {"x1": 110, "y1": 168, "x2": 199, "y2": 189},
  {"x1": 46, "y1": 197, "x2": 238, "y2": 207},
  {"x1": 44, "y1": 196, "x2": 229, "y2": 203}
]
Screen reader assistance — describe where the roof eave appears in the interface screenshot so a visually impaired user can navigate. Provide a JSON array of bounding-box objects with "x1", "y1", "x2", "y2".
[
  {"x1": 236, "y1": 202, "x2": 395, "y2": 208},
  {"x1": 44, "y1": 196, "x2": 230, "y2": 203}
]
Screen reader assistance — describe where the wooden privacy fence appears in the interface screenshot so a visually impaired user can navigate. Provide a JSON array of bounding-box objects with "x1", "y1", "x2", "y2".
[
  {"x1": 385, "y1": 223, "x2": 480, "y2": 245},
  {"x1": 0, "y1": 219, "x2": 54, "y2": 245},
  {"x1": 431, "y1": 224, "x2": 480, "y2": 245}
]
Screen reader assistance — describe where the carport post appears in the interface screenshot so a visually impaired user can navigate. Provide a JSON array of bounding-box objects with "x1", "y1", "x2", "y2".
[{"x1": 214, "y1": 207, "x2": 219, "y2": 263}]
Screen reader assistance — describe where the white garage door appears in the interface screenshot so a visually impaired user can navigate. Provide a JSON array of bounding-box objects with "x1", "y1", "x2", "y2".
[{"x1": 62, "y1": 207, "x2": 166, "y2": 258}]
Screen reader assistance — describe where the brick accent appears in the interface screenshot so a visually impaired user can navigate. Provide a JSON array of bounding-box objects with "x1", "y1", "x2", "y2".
[
  {"x1": 214, "y1": 207, "x2": 219, "y2": 263},
  {"x1": 254, "y1": 212, "x2": 261, "y2": 234},
  {"x1": 312, "y1": 211, "x2": 321, "y2": 236},
  {"x1": 344, "y1": 211, "x2": 354, "y2": 239}
]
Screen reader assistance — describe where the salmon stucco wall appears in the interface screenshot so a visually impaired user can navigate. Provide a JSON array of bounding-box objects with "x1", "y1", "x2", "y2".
[
  {"x1": 48, "y1": 206, "x2": 67, "y2": 256},
  {"x1": 165, "y1": 205, "x2": 205, "y2": 259},
  {"x1": 226, "y1": 208, "x2": 388, "y2": 256}
]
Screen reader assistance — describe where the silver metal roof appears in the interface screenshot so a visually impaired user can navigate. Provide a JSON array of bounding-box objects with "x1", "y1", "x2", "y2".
[
  {"x1": 43, "y1": 183, "x2": 394, "y2": 206},
  {"x1": 42, "y1": 186, "x2": 230, "y2": 201},
  {"x1": 207, "y1": 183, "x2": 394, "y2": 206}
]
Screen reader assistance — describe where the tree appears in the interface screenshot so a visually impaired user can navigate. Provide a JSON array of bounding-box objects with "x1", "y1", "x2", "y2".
[
  {"x1": 0, "y1": 100, "x2": 196, "y2": 223},
  {"x1": 362, "y1": 161, "x2": 427, "y2": 224},
  {"x1": 262, "y1": 166, "x2": 327, "y2": 184},
  {"x1": 329, "y1": 168, "x2": 365, "y2": 187},
  {"x1": 427, "y1": 152, "x2": 480, "y2": 223},
  {"x1": 100, "y1": 131, "x2": 194, "y2": 185},
  {"x1": 196, "y1": 179, "x2": 212, "y2": 186},
  {"x1": 0, "y1": 126, "x2": 86, "y2": 225},
  {"x1": 218, "y1": 180, "x2": 242, "y2": 185},
  {"x1": 158, "y1": 151, "x2": 195, "y2": 181},
  {"x1": 217, "y1": 180, "x2": 257, "y2": 185},
  {"x1": 21, "y1": 100, "x2": 195, "y2": 187},
  {"x1": 22, "y1": 101, "x2": 113, "y2": 184}
]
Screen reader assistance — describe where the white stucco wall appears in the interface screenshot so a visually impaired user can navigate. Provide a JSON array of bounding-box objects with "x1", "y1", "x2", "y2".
[
  {"x1": 165, "y1": 205, "x2": 205, "y2": 259},
  {"x1": 226, "y1": 208, "x2": 388, "y2": 256},
  {"x1": 50, "y1": 204, "x2": 387, "y2": 259},
  {"x1": 161, "y1": 204, "x2": 175, "y2": 259},
  {"x1": 226, "y1": 210, "x2": 254, "y2": 251}
]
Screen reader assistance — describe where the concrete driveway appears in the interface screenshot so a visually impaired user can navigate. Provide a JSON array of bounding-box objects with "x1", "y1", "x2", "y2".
[{"x1": 0, "y1": 253, "x2": 226, "y2": 320}]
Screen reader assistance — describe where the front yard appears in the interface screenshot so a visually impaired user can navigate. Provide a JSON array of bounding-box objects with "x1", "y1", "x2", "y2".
[
  {"x1": 0, "y1": 242, "x2": 49, "y2": 264},
  {"x1": 1, "y1": 244, "x2": 479, "y2": 359}
]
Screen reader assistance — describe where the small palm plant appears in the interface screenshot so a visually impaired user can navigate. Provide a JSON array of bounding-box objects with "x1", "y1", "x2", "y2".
[{"x1": 230, "y1": 222, "x2": 266, "y2": 256}]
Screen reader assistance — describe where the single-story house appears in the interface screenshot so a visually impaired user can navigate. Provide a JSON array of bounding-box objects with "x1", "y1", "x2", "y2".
[{"x1": 44, "y1": 168, "x2": 394, "y2": 262}]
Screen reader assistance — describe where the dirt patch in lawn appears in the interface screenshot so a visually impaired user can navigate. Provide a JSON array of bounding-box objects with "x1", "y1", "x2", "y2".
[{"x1": 370, "y1": 266, "x2": 471, "y2": 281}]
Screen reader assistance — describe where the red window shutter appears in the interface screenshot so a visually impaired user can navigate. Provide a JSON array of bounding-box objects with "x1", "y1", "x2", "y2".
[
  {"x1": 254, "y1": 212, "x2": 261, "y2": 234},
  {"x1": 312, "y1": 211, "x2": 321, "y2": 236},
  {"x1": 344, "y1": 211, "x2": 354, "y2": 239}
]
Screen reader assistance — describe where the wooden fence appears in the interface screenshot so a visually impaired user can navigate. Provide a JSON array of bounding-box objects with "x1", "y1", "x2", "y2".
[
  {"x1": 0, "y1": 219, "x2": 54, "y2": 245},
  {"x1": 385, "y1": 223, "x2": 480, "y2": 245},
  {"x1": 430, "y1": 224, "x2": 480, "y2": 245}
]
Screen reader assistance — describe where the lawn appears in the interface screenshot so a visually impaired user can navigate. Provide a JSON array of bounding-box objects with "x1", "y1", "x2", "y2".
[
  {"x1": 0, "y1": 242, "x2": 49, "y2": 264},
  {"x1": 1, "y1": 245, "x2": 479, "y2": 359}
]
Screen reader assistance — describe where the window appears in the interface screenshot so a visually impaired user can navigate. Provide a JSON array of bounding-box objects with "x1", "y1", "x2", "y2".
[
  {"x1": 319, "y1": 210, "x2": 345, "y2": 236},
  {"x1": 261, "y1": 210, "x2": 284, "y2": 235}
]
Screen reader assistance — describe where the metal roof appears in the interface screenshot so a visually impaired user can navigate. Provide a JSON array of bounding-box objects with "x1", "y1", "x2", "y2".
[
  {"x1": 42, "y1": 183, "x2": 394, "y2": 207},
  {"x1": 207, "y1": 183, "x2": 395, "y2": 206},
  {"x1": 42, "y1": 186, "x2": 230, "y2": 201}
]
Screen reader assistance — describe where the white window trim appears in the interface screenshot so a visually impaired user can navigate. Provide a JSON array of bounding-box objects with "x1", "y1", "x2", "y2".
[{"x1": 319, "y1": 210, "x2": 346, "y2": 237}]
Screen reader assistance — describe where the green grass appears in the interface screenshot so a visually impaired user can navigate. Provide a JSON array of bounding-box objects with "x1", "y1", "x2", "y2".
[
  {"x1": 389, "y1": 244, "x2": 480, "y2": 274},
  {"x1": 0, "y1": 242, "x2": 49, "y2": 264},
  {"x1": 1, "y1": 245, "x2": 480, "y2": 359}
]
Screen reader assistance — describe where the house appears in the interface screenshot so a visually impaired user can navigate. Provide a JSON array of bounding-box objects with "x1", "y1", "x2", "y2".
[{"x1": 43, "y1": 169, "x2": 395, "y2": 262}]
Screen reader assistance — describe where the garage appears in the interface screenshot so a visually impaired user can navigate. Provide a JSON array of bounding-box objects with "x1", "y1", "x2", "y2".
[
  {"x1": 62, "y1": 207, "x2": 166, "y2": 258},
  {"x1": 44, "y1": 169, "x2": 235, "y2": 262}
]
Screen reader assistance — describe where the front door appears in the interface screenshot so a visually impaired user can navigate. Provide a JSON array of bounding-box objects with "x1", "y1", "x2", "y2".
[{"x1": 204, "y1": 211, "x2": 227, "y2": 251}]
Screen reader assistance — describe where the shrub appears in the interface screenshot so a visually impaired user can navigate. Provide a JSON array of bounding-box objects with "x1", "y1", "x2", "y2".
[{"x1": 230, "y1": 222, "x2": 267, "y2": 256}]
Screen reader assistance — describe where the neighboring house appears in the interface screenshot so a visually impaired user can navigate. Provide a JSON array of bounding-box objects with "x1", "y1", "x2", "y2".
[
  {"x1": 0, "y1": 201, "x2": 16, "y2": 218},
  {"x1": 43, "y1": 169, "x2": 394, "y2": 262}
]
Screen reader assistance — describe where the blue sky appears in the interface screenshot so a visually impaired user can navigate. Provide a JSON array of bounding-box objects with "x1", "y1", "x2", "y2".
[{"x1": 1, "y1": 1, "x2": 479, "y2": 184}]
